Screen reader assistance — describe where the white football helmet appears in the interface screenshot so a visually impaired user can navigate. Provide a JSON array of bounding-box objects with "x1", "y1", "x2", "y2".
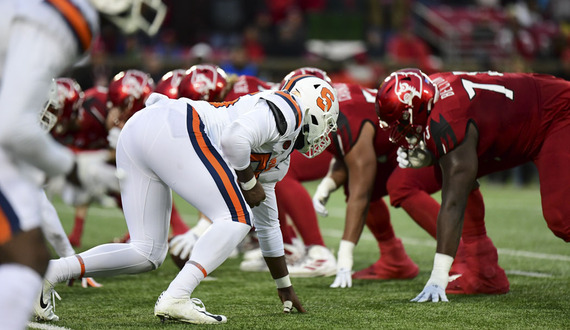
[
  {"x1": 282, "y1": 75, "x2": 339, "y2": 158},
  {"x1": 89, "y1": 0, "x2": 167, "y2": 36}
]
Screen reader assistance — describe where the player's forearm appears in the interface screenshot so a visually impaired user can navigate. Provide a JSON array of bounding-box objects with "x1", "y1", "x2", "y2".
[
  {"x1": 342, "y1": 197, "x2": 369, "y2": 244},
  {"x1": 264, "y1": 255, "x2": 289, "y2": 280},
  {"x1": 435, "y1": 204, "x2": 464, "y2": 257}
]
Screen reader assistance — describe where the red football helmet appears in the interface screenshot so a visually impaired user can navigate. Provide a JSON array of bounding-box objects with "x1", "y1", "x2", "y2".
[
  {"x1": 155, "y1": 69, "x2": 187, "y2": 99},
  {"x1": 108, "y1": 69, "x2": 154, "y2": 118},
  {"x1": 375, "y1": 68, "x2": 438, "y2": 148},
  {"x1": 279, "y1": 67, "x2": 332, "y2": 89},
  {"x1": 178, "y1": 64, "x2": 228, "y2": 101},
  {"x1": 41, "y1": 78, "x2": 84, "y2": 134}
]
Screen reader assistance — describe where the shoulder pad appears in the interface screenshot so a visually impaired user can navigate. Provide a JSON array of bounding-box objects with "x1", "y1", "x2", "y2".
[{"x1": 264, "y1": 99, "x2": 287, "y2": 135}]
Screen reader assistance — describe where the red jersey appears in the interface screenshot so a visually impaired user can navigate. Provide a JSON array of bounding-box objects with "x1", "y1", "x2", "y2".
[
  {"x1": 425, "y1": 71, "x2": 570, "y2": 176},
  {"x1": 71, "y1": 86, "x2": 109, "y2": 151},
  {"x1": 224, "y1": 75, "x2": 277, "y2": 100},
  {"x1": 330, "y1": 82, "x2": 399, "y2": 199}
]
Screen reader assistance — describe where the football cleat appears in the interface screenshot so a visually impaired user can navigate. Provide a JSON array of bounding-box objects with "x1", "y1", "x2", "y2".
[
  {"x1": 239, "y1": 240, "x2": 305, "y2": 272},
  {"x1": 352, "y1": 238, "x2": 419, "y2": 280},
  {"x1": 34, "y1": 280, "x2": 61, "y2": 322},
  {"x1": 239, "y1": 249, "x2": 268, "y2": 272},
  {"x1": 288, "y1": 245, "x2": 337, "y2": 278},
  {"x1": 446, "y1": 237, "x2": 510, "y2": 295},
  {"x1": 154, "y1": 291, "x2": 227, "y2": 324}
]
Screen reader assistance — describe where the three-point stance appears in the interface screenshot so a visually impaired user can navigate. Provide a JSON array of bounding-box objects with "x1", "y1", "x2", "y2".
[{"x1": 38, "y1": 75, "x2": 339, "y2": 324}]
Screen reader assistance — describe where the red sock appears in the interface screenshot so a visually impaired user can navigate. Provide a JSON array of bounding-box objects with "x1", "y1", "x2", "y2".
[
  {"x1": 365, "y1": 198, "x2": 395, "y2": 242},
  {"x1": 68, "y1": 215, "x2": 84, "y2": 246},
  {"x1": 462, "y1": 188, "x2": 487, "y2": 243},
  {"x1": 276, "y1": 177, "x2": 325, "y2": 246},
  {"x1": 170, "y1": 203, "x2": 190, "y2": 236}
]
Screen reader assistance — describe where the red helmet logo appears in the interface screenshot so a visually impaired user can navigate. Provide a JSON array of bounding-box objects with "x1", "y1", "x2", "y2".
[
  {"x1": 179, "y1": 64, "x2": 228, "y2": 101},
  {"x1": 376, "y1": 68, "x2": 437, "y2": 148}
]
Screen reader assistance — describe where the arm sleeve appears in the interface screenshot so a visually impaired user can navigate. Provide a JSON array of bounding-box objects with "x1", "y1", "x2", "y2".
[{"x1": 252, "y1": 182, "x2": 284, "y2": 257}]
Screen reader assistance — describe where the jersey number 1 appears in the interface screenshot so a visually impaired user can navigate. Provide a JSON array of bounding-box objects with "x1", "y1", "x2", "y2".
[{"x1": 461, "y1": 79, "x2": 514, "y2": 100}]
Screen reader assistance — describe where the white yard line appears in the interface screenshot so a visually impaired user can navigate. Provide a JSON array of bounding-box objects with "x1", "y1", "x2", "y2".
[
  {"x1": 320, "y1": 228, "x2": 570, "y2": 262},
  {"x1": 56, "y1": 205, "x2": 569, "y2": 263},
  {"x1": 28, "y1": 322, "x2": 72, "y2": 330},
  {"x1": 505, "y1": 270, "x2": 553, "y2": 278}
]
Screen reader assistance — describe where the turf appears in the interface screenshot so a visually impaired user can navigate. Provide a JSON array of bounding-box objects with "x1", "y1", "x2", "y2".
[{"x1": 33, "y1": 180, "x2": 569, "y2": 330}]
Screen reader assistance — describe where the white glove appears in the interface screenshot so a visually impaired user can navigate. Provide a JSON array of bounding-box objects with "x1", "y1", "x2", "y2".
[
  {"x1": 169, "y1": 230, "x2": 198, "y2": 260},
  {"x1": 330, "y1": 268, "x2": 352, "y2": 288},
  {"x1": 411, "y1": 279, "x2": 449, "y2": 303},
  {"x1": 107, "y1": 127, "x2": 121, "y2": 149},
  {"x1": 411, "y1": 253, "x2": 453, "y2": 303},
  {"x1": 396, "y1": 142, "x2": 432, "y2": 169},
  {"x1": 313, "y1": 177, "x2": 337, "y2": 217},
  {"x1": 312, "y1": 196, "x2": 329, "y2": 217},
  {"x1": 74, "y1": 150, "x2": 123, "y2": 196},
  {"x1": 330, "y1": 240, "x2": 354, "y2": 288}
]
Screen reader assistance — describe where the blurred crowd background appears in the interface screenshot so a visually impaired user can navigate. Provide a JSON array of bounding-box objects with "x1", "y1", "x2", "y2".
[{"x1": 68, "y1": 0, "x2": 570, "y2": 186}]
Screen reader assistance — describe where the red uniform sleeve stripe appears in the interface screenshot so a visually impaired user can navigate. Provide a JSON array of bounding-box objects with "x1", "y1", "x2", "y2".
[{"x1": 45, "y1": 0, "x2": 93, "y2": 53}]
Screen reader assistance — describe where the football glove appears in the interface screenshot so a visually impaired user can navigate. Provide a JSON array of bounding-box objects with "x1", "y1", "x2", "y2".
[
  {"x1": 74, "y1": 150, "x2": 123, "y2": 196},
  {"x1": 169, "y1": 230, "x2": 199, "y2": 260},
  {"x1": 107, "y1": 127, "x2": 121, "y2": 149},
  {"x1": 396, "y1": 141, "x2": 432, "y2": 169},
  {"x1": 312, "y1": 177, "x2": 337, "y2": 217},
  {"x1": 330, "y1": 240, "x2": 354, "y2": 288},
  {"x1": 411, "y1": 253, "x2": 453, "y2": 303}
]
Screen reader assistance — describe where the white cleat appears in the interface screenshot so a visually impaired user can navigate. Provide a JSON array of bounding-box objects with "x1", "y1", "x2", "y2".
[
  {"x1": 239, "y1": 249, "x2": 268, "y2": 272},
  {"x1": 33, "y1": 280, "x2": 61, "y2": 322},
  {"x1": 288, "y1": 245, "x2": 337, "y2": 278},
  {"x1": 154, "y1": 291, "x2": 227, "y2": 324}
]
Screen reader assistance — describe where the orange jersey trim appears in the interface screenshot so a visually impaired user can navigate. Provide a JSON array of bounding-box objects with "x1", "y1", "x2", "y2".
[{"x1": 45, "y1": 0, "x2": 93, "y2": 53}]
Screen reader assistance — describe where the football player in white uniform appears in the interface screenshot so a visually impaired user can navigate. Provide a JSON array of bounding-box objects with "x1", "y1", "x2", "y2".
[
  {"x1": 0, "y1": 0, "x2": 165, "y2": 328},
  {"x1": 39, "y1": 75, "x2": 339, "y2": 324}
]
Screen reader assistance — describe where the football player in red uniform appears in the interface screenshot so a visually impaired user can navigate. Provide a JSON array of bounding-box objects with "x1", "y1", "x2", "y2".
[
  {"x1": 376, "y1": 69, "x2": 570, "y2": 302},
  {"x1": 306, "y1": 79, "x2": 421, "y2": 287}
]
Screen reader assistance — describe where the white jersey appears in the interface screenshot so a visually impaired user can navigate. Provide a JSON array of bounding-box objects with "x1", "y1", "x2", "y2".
[
  {"x1": 0, "y1": 0, "x2": 99, "y2": 240},
  {"x1": 147, "y1": 90, "x2": 304, "y2": 184}
]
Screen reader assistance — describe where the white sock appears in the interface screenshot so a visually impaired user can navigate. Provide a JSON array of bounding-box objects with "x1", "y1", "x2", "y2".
[
  {"x1": 0, "y1": 264, "x2": 42, "y2": 330},
  {"x1": 166, "y1": 262, "x2": 204, "y2": 299},
  {"x1": 166, "y1": 220, "x2": 250, "y2": 298},
  {"x1": 45, "y1": 256, "x2": 82, "y2": 284},
  {"x1": 46, "y1": 243, "x2": 154, "y2": 283}
]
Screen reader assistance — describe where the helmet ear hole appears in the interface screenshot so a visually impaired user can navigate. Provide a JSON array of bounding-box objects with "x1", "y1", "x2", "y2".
[{"x1": 311, "y1": 115, "x2": 319, "y2": 125}]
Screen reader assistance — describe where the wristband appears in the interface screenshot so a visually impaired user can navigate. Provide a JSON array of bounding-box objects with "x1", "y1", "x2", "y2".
[
  {"x1": 240, "y1": 177, "x2": 257, "y2": 191},
  {"x1": 337, "y1": 240, "x2": 355, "y2": 270},
  {"x1": 275, "y1": 275, "x2": 292, "y2": 289},
  {"x1": 429, "y1": 253, "x2": 454, "y2": 287}
]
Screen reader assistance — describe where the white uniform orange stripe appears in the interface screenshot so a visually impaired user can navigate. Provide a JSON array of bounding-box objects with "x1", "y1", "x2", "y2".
[{"x1": 44, "y1": 0, "x2": 93, "y2": 53}]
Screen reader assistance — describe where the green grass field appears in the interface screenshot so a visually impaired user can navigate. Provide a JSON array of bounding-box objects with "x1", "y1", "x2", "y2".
[{"x1": 30, "y1": 180, "x2": 569, "y2": 330}]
